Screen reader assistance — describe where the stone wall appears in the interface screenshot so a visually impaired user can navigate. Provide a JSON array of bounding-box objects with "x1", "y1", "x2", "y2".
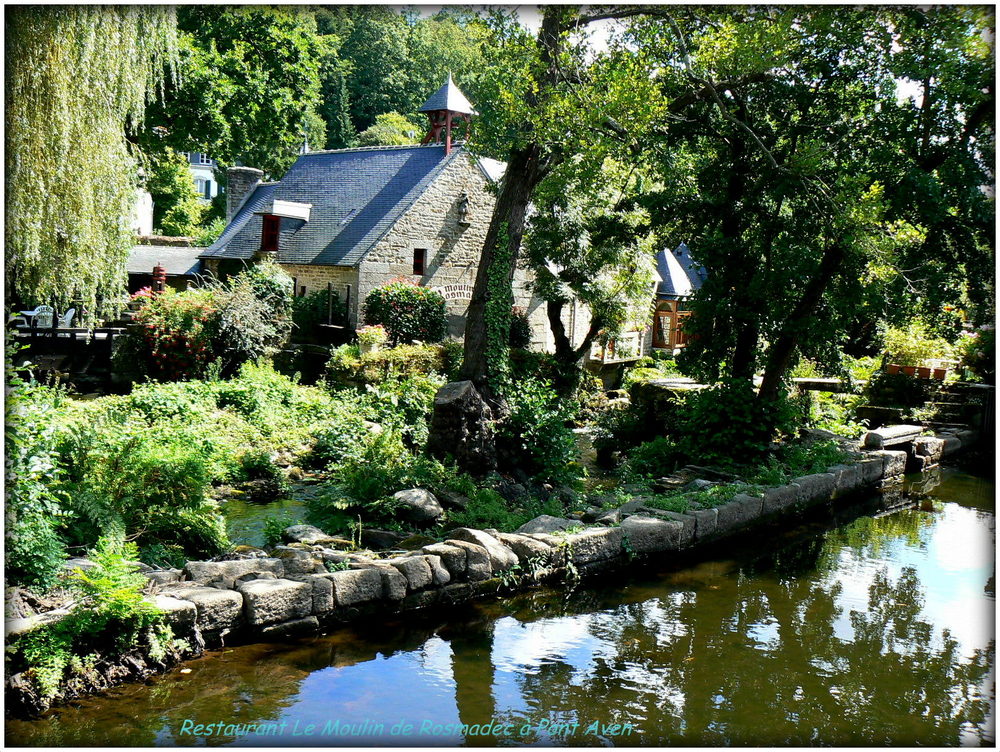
[{"x1": 12, "y1": 427, "x2": 977, "y2": 718}]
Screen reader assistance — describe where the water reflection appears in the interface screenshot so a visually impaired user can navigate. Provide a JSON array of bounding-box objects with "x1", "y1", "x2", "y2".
[{"x1": 7, "y1": 470, "x2": 994, "y2": 747}]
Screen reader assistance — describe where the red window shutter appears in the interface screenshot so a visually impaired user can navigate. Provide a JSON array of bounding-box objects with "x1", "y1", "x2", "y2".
[{"x1": 261, "y1": 215, "x2": 280, "y2": 253}]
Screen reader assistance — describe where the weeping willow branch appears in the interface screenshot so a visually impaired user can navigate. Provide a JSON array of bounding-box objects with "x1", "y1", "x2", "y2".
[{"x1": 5, "y1": 6, "x2": 178, "y2": 319}]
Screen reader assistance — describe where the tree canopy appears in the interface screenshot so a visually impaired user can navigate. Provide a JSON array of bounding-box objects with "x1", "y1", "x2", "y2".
[{"x1": 5, "y1": 6, "x2": 178, "y2": 316}]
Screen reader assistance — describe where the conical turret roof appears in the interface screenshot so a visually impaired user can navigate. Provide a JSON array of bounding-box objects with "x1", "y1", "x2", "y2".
[{"x1": 418, "y1": 73, "x2": 477, "y2": 115}]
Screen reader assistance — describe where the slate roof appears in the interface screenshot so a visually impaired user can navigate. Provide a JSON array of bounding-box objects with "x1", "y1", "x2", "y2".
[
  {"x1": 127, "y1": 245, "x2": 204, "y2": 276},
  {"x1": 418, "y1": 74, "x2": 477, "y2": 115},
  {"x1": 656, "y1": 242, "x2": 707, "y2": 299},
  {"x1": 202, "y1": 144, "x2": 469, "y2": 267}
]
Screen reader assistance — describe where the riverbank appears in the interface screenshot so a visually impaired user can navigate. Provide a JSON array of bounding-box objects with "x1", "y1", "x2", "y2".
[{"x1": 3, "y1": 425, "x2": 983, "y2": 718}]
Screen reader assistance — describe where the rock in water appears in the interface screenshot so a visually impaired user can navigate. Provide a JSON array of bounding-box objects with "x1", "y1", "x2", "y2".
[{"x1": 392, "y1": 489, "x2": 444, "y2": 523}]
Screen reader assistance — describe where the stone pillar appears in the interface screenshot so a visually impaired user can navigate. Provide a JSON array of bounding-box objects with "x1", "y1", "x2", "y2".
[{"x1": 227, "y1": 166, "x2": 264, "y2": 222}]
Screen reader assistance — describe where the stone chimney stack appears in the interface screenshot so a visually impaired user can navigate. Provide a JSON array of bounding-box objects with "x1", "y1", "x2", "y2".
[{"x1": 227, "y1": 166, "x2": 264, "y2": 222}]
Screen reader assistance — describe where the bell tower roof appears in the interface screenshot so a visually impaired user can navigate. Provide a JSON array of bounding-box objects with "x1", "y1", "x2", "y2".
[{"x1": 418, "y1": 73, "x2": 477, "y2": 116}]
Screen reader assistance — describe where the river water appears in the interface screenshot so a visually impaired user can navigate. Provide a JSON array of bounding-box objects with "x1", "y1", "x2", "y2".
[{"x1": 7, "y1": 468, "x2": 994, "y2": 747}]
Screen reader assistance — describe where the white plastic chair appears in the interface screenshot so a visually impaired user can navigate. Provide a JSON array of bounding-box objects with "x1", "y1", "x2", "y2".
[
  {"x1": 58, "y1": 308, "x2": 75, "y2": 328},
  {"x1": 32, "y1": 305, "x2": 54, "y2": 328}
]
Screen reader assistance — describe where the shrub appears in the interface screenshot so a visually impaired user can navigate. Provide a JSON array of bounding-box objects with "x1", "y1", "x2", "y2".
[
  {"x1": 11, "y1": 536, "x2": 167, "y2": 700},
  {"x1": 509, "y1": 307, "x2": 532, "y2": 348},
  {"x1": 5, "y1": 371, "x2": 68, "y2": 590},
  {"x1": 958, "y1": 325, "x2": 995, "y2": 383},
  {"x1": 239, "y1": 450, "x2": 290, "y2": 500},
  {"x1": 883, "y1": 320, "x2": 955, "y2": 366},
  {"x1": 625, "y1": 436, "x2": 681, "y2": 478},
  {"x1": 326, "y1": 343, "x2": 446, "y2": 388},
  {"x1": 497, "y1": 377, "x2": 579, "y2": 484},
  {"x1": 117, "y1": 262, "x2": 293, "y2": 383},
  {"x1": 362, "y1": 279, "x2": 447, "y2": 344},
  {"x1": 356, "y1": 324, "x2": 388, "y2": 348}
]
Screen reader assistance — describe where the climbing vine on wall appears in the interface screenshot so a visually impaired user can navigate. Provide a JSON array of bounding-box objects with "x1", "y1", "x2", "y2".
[
  {"x1": 483, "y1": 221, "x2": 514, "y2": 388},
  {"x1": 5, "y1": 6, "x2": 178, "y2": 317}
]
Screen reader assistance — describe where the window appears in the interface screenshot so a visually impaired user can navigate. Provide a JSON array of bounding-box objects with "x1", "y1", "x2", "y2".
[
  {"x1": 261, "y1": 214, "x2": 280, "y2": 253},
  {"x1": 412, "y1": 248, "x2": 427, "y2": 276},
  {"x1": 202, "y1": 179, "x2": 212, "y2": 199},
  {"x1": 198, "y1": 153, "x2": 213, "y2": 165},
  {"x1": 194, "y1": 178, "x2": 205, "y2": 195}
]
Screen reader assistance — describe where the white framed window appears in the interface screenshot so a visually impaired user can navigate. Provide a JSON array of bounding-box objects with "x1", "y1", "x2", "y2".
[
  {"x1": 194, "y1": 177, "x2": 206, "y2": 195},
  {"x1": 198, "y1": 154, "x2": 213, "y2": 165}
]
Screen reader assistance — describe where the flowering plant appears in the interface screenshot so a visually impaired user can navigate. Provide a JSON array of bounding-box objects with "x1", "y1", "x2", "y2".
[
  {"x1": 362, "y1": 280, "x2": 447, "y2": 344},
  {"x1": 958, "y1": 325, "x2": 995, "y2": 383},
  {"x1": 130, "y1": 286, "x2": 156, "y2": 303},
  {"x1": 356, "y1": 324, "x2": 389, "y2": 348}
]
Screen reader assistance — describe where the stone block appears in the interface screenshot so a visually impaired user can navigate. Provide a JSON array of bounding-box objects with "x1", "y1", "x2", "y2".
[
  {"x1": 302, "y1": 574, "x2": 336, "y2": 614},
  {"x1": 514, "y1": 515, "x2": 575, "y2": 535},
  {"x1": 955, "y1": 429, "x2": 978, "y2": 447},
  {"x1": 182, "y1": 558, "x2": 284, "y2": 589},
  {"x1": 566, "y1": 527, "x2": 625, "y2": 565},
  {"x1": 393, "y1": 488, "x2": 444, "y2": 523},
  {"x1": 715, "y1": 493, "x2": 764, "y2": 534},
  {"x1": 420, "y1": 543, "x2": 467, "y2": 578},
  {"x1": 380, "y1": 568, "x2": 408, "y2": 601},
  {"x1": 913, "y1": 437, "x2": 945, "y2": 462},
  {"x1": 645, "y1": 510, "x2": 697, "y2": 547},
  {"x1": 445, "y1": 540, "x2": 493, "y2": 581},
  {"x1": 689, "y1": 507, "x2": 718, "y2": 540},
  {"x1": 328, "y1": 568, "x2": 384, "y2": 607},
  {"x1": 390, "y1": 556, "x2": 438, "y2": 590},
  {"x1": 862, "y1": 424, "x2": 923, "y2": 449},
  {"x1": 283, "y1": 524, "x2": 340, "y2": 546},
  {"x1": 828, "y1": 464, "x2": 863, "y2": 498},
  {"x1": 447, "y1": 528, "x2": 518, "y2": 573},
  {"x1": 860, "y1": 456, "x2": 885, "y2": 485},
  {"x1": 763, "y1": 483, "x2": 799, "y2": 515},
  {"x1": 496, "y1": 533, "x2": 553, "y2": 565},
  {"x1": 5, "y1": 609, "x2": 73, "y2": 639},
  {"x1": 169, "y1": 587, "x2": 243, "y2": 633},
  {"x1": 238, "y1": 578, "x2": 311, "y2": 627},
  {"x1": 620, "y1": 515, "x2": 681, "y2": 555},
  {"x1": 792, "y1": 473, "x2": 836, "y2": 506},
  {"x1": 148, "y1": 595, "x2": 197, "y2": 631},
  {"x1": 260, "y1": 616, "x2": 319, "y2": 640},
  {"x1": 271, "y1": 547, "x2": 325, "y2": 575},
  {"x1": 145, "y1": 569, "x2": 183, "y2": 588},
  {"x1": 941, "y1": 436, "x2": 962, "y2": 457},
  {"x1": 873, "y1": 450, "x2": 907, "y2": 479}
]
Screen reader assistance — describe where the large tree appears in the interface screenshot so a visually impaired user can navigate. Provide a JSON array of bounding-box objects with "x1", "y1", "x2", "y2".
[
  {"x1": 626, "y1": 6, "x2": 994, "y2": 405},
  {"x1": 5, "y1": 6, "x2": 177, "y2": 316},
  {"x1": 140, "y1": 6, "x2": 330, "y2": 177}
]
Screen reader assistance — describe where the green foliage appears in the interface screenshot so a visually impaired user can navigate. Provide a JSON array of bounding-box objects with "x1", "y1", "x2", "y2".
[
  {"x1": 883, "y1": 321, "x2": 956, "y2": 366},
  {"x1": 746, "y1": 440, "x2": 851, "y2": 487},
  {"x1": 146, "y1": 147, "x2": 207, "y2": 236},
  {"x1": 958, "y1": 325, "x2": 995, "y2": 383},
  {"x1": 12, "y1": 536, "x2": 166, "y2": 701},
  {"x1": 509, "y1": 307, "x2": 532, "y2": 348},
  {"x1": 292, "y1": 290, "x2": 341, "y2": 341},
  {"x1": 193, "y1": 216, "x2": 228, "y2": 248},
  {"x1": 625, "y1": 437, "x2": 682, "y2": 478},
  {"x1": 239, "y1": 450, "x2": 290, "y2": 500},
  {"x1": 118, "y1": 262, "x2": 292, "y2": 382},
  {"x1": 356, "y1": 111, "x2": 422, "y2": 146},
  {"x1": 5, "y1": 356, "x2": 69, "y2": 590},
  {"x1": 864, "y1": 370, "x2": 934, "y2": 409},
  {"x1": 142, "y1": 6, "x2": 329, "y2": 176},
  {"x1": 622, "y1": 357, "x2": 684, "y2": 390},
  {"x1": 262, "y1": 514, "x2": 295, "y2": 548},
  {"x1": 497, "y1": 377, "x2": 579, "y2": 485},
  {"x1": 6, "y1": 6, "x2": 178, "y2": 318},
  {"x1": 326, "y1": 343, "x2": 446, "y2": 389},
  {"x1": 362, "y1": 280, "x2": 448, "y2": 345}
]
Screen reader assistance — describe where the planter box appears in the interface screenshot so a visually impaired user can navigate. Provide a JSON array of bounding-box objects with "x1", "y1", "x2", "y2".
[{"x1": 886, "y1": 363, "x2": 950, "y2": 381}]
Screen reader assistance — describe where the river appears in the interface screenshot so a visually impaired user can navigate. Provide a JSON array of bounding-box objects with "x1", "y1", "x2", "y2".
[{"x1": 6, "y1": 467, "x2": 994, "y2": 747}]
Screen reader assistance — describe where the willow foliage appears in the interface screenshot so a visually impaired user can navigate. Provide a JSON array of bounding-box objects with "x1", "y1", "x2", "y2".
[{"x1": 5, "y1": 6, "x2": 177, "y2": 318}]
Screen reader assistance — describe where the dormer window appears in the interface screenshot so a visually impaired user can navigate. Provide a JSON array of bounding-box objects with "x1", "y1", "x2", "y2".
[
  {"x1": 261, "y1": 214, "x2": 280, "y2": 253},
  {"x1": 413, "y1": 248, "x2": 426, "y2": 276}
]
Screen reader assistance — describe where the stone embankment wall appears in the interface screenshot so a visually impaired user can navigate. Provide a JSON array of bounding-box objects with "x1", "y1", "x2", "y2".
[{"x1": 4, "y1": 426, "x2": 981, "y2": 716}]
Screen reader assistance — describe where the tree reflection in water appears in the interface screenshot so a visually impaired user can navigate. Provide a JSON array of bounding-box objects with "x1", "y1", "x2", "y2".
[{"x1": 7, "y1": 474, "x2": 994, "y2": 748}]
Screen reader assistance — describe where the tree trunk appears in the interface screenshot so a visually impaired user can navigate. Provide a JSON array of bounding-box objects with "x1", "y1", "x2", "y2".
[
  {"x1": 546, "y1": 299, "x2": 604, "y2": 397},
  {"x1": 756, "y1": 239, "x2": 846, "y2": 404},
  {"x1": 459, "y1": 142, "x2": 545, "y2": 397}
]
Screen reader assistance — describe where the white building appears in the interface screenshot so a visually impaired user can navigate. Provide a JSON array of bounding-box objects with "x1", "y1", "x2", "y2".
[{"x1": 184, "y1": 152, "x2": 221, "y2": 200}]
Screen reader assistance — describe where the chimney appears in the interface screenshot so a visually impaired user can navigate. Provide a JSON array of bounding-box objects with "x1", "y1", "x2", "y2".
[{"x1": 227, "y1": 166, "x2": 264, "y2": 222}]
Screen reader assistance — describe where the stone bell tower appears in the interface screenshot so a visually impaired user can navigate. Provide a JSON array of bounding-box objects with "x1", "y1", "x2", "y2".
[{"x1": 418, "y1": 73, "x2": 477, "y2": 155}]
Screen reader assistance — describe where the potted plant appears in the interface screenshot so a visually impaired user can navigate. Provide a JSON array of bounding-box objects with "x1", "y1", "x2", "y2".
[
  {"x1": 356, "y1": 324, "x2": 388, "y2": 355},
  {"x1": 883, "y1": 322, "x2": 956, "y2": 381}
]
